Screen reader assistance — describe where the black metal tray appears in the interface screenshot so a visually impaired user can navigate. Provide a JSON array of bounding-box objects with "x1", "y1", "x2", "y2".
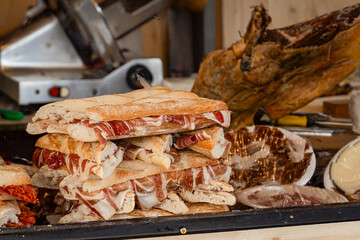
[
  {"x1": 0, "y1": 130, "x2": 359, "y2": 239},
  {"x1": 1, "y1": 202, "x2": 360, "y2": 240}
]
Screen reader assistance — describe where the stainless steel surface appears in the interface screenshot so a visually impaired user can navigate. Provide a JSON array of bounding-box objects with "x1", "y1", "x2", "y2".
[
  {"x1": 1, "y1": 58, "x2": 163, "y2": 105},
  {"x1": 26, "y1": 0, "x2": 46, "y2": 18},
  {"x1": 61, "y1": 0, "x2": 124, "y2": 68},
  {"x1": 1, "y1": 15, "x2": 83, "y2": 69},
  {"x1": 0, "y1": 0, "x2": 167, "y2": 105},
  {"x1": 102, "y1": 0, "x2": 171, "y2": 39}
]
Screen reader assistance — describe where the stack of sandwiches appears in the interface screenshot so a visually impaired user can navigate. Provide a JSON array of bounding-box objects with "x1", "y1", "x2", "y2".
[
  {"x1": 0, "y1": 158, "x2": 37, "y2": 227},
  {"x1": 27, "y1": 87, "x2": 235, "y2": 223}
]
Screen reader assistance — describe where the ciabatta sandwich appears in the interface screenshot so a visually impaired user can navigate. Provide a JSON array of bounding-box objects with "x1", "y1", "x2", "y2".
[
  {"x1": 0, "y1": 161, "x2": 38, "y2": 227},
  {"x1": 26, "y1": 87, "x2": 230, "y2": 143}
]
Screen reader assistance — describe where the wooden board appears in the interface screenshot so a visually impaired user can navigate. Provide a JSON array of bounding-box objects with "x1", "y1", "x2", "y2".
[
  {"x1": 323, "y1": 100, "x2": 350, "y2": 118},
  {"x1": 141, "y1": 10, "x2": 169, "y2": 77}
]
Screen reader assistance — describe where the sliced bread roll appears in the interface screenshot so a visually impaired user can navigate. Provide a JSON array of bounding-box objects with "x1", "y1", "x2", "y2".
[
  {"x1": 179, "y1": 190, "x2": 236, "y2": 206},
  {"x1": 26, "y1": 87, "x2": 230, "y2": 142},
  {"x1": 31, "y1": 166, "x2": 69, "y2": 189},
  {"x1": 33, "y1": 134, "x2": 124, "y2": 180},
  {"x1": 175, "y1": 126, "x2": 231, "y2": 159},
  {"x1": 28, "y1": 87, "x2": 228, "y2": 125},
  {"x1": 0, "y1": 201, "x2": 21, "y2": 227},
  {"x1": 62, "y1": 151, "x2": 225, "y2": 193},
  {"x1": 122, "y1": 135, "x2": 173, "y2": 169},
  {"x1": 156, "y1": 191, "x2": 189, "y2": 214},
  {"x1": 0, "y1": 165, "x2": 31, "y2": 187},
  {"x1": 126, "y1": 134, "x2": 172, "y2": 155}
]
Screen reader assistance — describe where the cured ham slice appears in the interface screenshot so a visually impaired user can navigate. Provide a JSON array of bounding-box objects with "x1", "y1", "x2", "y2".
[
  {"x1": 236, "y1": 184, "x2": 348, "y2": 208},
  {"x1": 60, "y1": 164, "x2": 232, "y2": 220},
  {"x1": 72, "y1": 110, "x2": 230, "y2": 144},
  {"x1": 228, "y1": 126, "x2": 315, "y2": 190},
  {"x1": 121, "y1": 126, "x2": 231, "y2": 169},
  {"x1": 174, "y1": 130, "x2": 211, "y2": 149},
  {"x1": 175, "y1": 126, "x2": 231, "y2": 159}
]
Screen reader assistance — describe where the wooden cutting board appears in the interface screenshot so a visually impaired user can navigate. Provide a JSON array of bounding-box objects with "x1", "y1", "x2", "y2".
[{"x1": 323, "y1": 99, "x2": 350, "y2": 118}]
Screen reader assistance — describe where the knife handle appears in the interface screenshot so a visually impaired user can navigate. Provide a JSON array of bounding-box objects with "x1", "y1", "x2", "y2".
[
  {"x1": 276, "y1": 115, "x2": 307, "y2": 127},
  {"x1": 0, "y1": 110, "x2": 24, "y2": 120}
]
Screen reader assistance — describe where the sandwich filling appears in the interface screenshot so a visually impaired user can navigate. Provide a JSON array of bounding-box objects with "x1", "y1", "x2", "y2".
[
  {"x1": 33, "y1": 146, "x2": 124, "y2": 181},
  {"x1": 174, "y1": 130, "x2": 211, "y2": 149},
  {"x1": 5, "y1": 202, "x2": 36, "y2": 227},
  {"x1": 60, "y1": 164, "x2": 232, "y2": 220},
  {"x1": 32, "y1": 110, "x2": 231, "y2": 143},
  {"x1": 0, "y1": 185, "x2": 38, "y2": 204},
  {"x1": 123, "y1": 145, "x2": 174, "y2": 169}
]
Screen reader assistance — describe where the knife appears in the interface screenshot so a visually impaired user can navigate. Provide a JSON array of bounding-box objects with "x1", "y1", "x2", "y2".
[{"x1": 254, "y1": 109, "x2": 352, "y2": 128}]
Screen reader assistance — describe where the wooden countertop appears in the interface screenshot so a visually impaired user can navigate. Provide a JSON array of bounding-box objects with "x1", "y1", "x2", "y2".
[
  {"x1": 0, "y1": 114, "x2": 33, "y2": 131},
  {"x1": 134, "y1": 220, "x2": 360, "y2": 240}
]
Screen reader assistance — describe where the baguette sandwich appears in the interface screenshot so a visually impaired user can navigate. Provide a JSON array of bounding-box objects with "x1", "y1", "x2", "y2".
[
  {"x1": 27, "y1": 87, "x2": 234, "y2": 224},
  {"x1": 122, "y1": 126, "x2": 230, "y2": 169},
  {"x1": 31, "y1": 125, "x2": 231, "y2": 185},
  {"x1": 26, "y1": 87, "x2": 230, "y2": 143},
  {"x1": 32, "y1": 134, "x2": 124, "y2": 181},
  {"x1": 58, "y1": 151, "x2": 235, "y2": 222},
  {"x1": 0, "y1": 161, "x2": 38, "y2": 227}
]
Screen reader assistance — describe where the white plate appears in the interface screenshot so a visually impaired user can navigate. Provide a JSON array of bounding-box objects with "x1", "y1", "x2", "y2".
[
  {"x1": 230, "y1": 125, "x2": 316, "y2": 187},
  {"x1": 324, "y1": 137, "x2": 360, "y2": 193}
]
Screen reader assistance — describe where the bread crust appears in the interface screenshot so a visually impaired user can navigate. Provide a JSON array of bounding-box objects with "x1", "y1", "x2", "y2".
[
  {"x1": 28, "y1": 87, "x2": 228, "y2": 124},
  {"x1": 121, "y1": 203, "x2": 229, "y2": 218},
  {"x1": 88, "y1": 97, "x2": 228, "y2": 122},
  {"x1": 58, "y1": 192, "x2": 135, "y2": 223},
  {"x1": 0, "y1": 166, "x2": 31, "y2": 187},
  {"x1": 182, "y1": 126, "x2": 231, "y2": 159},
  {"x1": 126, "y1": 134, "x2": 172, "y2": 155},
  {"x1": 157, "y1": 192, "x2": 189, "y2": 214},
  {"x1": 35, "y1": 134, "x2": 120, "y2": 163},
  {"x1": 60, "y1": 202, "x2": 229, "y2": 223},
  {"x1": 136, "y1": 150, "x2": 172, "y2": 169},
  {"x1": 179, "y1": 190, "x2": 236, "y2": 206},
  {"x1": 186, "y1": 203, "x2": 229, "y2": 214},
  {"x1": 12, "y1": 164, "x2": 39, "y2": 178},
  {"x1": 197, "y1": 180, "x2": 234, "y2": 192}
]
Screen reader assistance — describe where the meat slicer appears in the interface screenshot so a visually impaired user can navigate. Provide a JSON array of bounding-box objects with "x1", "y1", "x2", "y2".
[{"x1": 0, "y1": 0, "x2": 170, "y2": 107}]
